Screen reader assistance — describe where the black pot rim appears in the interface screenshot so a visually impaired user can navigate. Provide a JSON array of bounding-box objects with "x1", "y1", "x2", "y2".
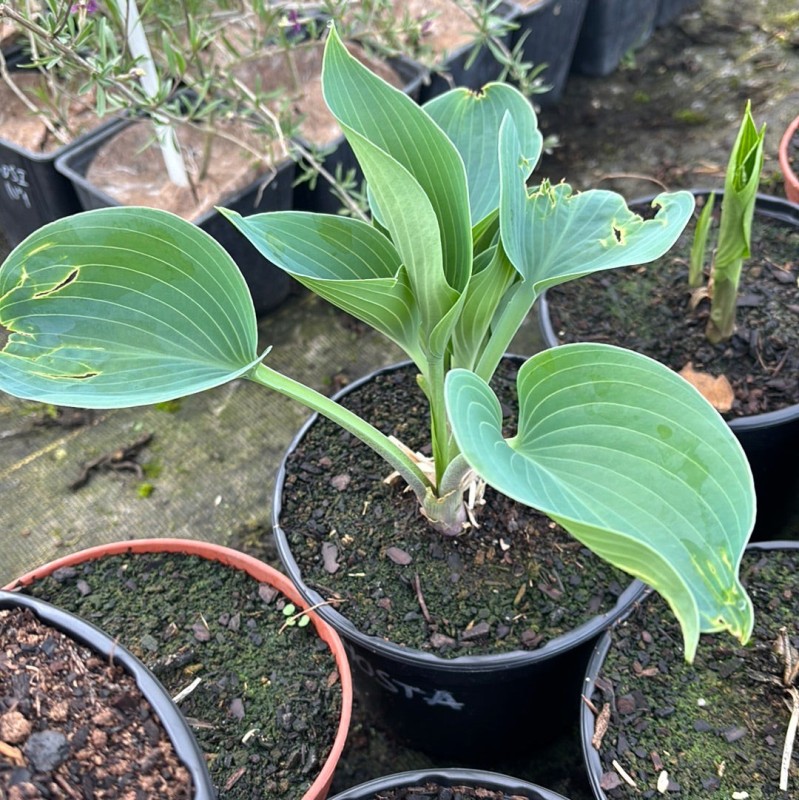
[
  {"x1": 579, "y1": 539, "x2": 799, "y2": 800},
  {"x1": 0, "y1": 589, "x2": 215, "y2": 800},
  {"x1": 327, "y1": 767, "x2": 568, "y2": 800},
  {"x1": 537, "y1": 190, "x2": 799, "y2": 430},
  {"x1": 273, "y1": 357, "x2": 645, "y2": 673}
]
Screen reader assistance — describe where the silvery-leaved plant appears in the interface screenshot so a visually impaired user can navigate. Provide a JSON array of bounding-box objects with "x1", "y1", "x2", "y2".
[{"x1": 0, "y1": 26, "x2": 755, "y2": 661}]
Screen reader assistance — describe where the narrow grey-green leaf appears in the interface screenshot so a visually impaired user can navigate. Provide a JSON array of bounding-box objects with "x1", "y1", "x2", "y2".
[
  {"x1": 445, "y1": 343, "x2": 755, "y2": 661},
  {"x1": 498, "y1": 116, "x2": 695, "y2": 291},
  {"x1": 221, "y1": 209, "x2": 422, "y2": 359},
  {"x1": 424, "y1": 83, "x2": 542, "y2": 224},
  {"x1": 0, "y1": 208, "x2": 259, "y2": 408}
]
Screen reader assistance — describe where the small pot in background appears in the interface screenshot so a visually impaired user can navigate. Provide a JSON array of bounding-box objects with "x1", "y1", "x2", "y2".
[
  {"x1": 778, "y1": 114, "x2": 799, "y2": 204},
  {"x1": 570, "y1": 0, "x2": 658, "y2": 77},
  {"x1": 508, "y1": 0, "x2": 589, "y2": 107},
  {"x1": 418, "y1": 2, "x2": 519, "y2": 103}
]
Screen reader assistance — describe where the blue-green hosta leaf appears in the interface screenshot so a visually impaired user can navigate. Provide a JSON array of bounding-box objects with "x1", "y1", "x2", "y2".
[
  {"x1": 424, "y1": 83, "x2": 543, "y2": 225},
  {"x1": 0, "y1": 208, "x2": 260, "y2": 408},
  {"x1": 322, "y1": 27, "x2": 472, "y2": 295},
  {"x1": 445, "y1": 343, "x2": 755, "y2": 661},
  {"x1": 498, "y1": 116, "x2": 695, "y2": 292},
  {"x1": 451, "y1": 243, "x2": 517, "y2": 370},
  {"x1": 221, "y1": 210, "x2": 423, "y2": 361}
]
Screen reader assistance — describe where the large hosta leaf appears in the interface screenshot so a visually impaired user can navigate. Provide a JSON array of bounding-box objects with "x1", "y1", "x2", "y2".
[
  {"x1": 0, "y1": 207, "x2": 259, "y2": 408},
  {"x1": 424, "y1": 83, "x2": 543, "y2": 225},
  {"x1": 445, "y1": 343, "x2": 755, "y2": 660},
  {"x1": 498, "y1": 116, "x2": 695, "y2": 292}
]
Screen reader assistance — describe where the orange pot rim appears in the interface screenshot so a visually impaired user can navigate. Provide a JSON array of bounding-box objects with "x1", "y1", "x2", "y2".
[
  {"x1": 778, "y1": 114, "x2": 799, "y2": 204},
  {"x1": 5, "y1": 537, "x2": 352, "y2": 800}
]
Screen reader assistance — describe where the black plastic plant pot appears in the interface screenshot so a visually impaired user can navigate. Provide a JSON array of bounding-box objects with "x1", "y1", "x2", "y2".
[
  {"x1": 328, "y1": 768, "x2": 570, "y2": 800},
  {"x1": 0, "y1": 590, "x2": 215, "y2": 800},
  {"x1": 292, "y1": 56, "x2": 426, "y2": 216},
  {"x1": 273, "y1": 360, "x2": 646, "y2": 762},
  {"x1": 655, "y1": 0, "x2": 698, "y2": 28},
  {"x1": 54, "y1": 118, "x2": 294, "y2": 317},
  {"x1": 419, "y1": 2, "x2": 518, "y2": 103},
  {"x1": 509, "y1": 0, "x2": 589, "y2": 107},
  {"x1": 570, "y1": 0, "x2": 658, "y2": 77},
  {"x1": 537, "y1": 191, "x2": 799, "y2": 541},
  {"x1": 0, "y1": 91, "x2": 119, "y2": 248},
  {"x1": 579, "y1": 540, "x2": 799, "y2": 800}
]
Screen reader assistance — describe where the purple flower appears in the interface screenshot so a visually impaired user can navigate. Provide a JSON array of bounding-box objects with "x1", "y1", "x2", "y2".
[
  {"x1": 287, "y1": 9, "x2": 302, "y2": 36},
  {"x1": 71, "y1": 0, "x2": 98, "y2": 12}
]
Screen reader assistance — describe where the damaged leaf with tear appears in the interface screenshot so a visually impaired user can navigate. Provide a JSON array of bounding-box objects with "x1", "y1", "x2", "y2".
[{"x1": 0, "y1": 25, "x2": 756, "y2": 662}]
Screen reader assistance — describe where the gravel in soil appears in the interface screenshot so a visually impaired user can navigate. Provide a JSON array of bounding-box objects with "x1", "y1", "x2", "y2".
[
  {"x1": 23, "y1": 553, "x2": 342, "y2": 800},
  {"x1": 0, "y1": 606, "x2": 192, "y2": 799},
  {"x1": 588, "y1": 547, "x2": 799, "y2": 799},
  {"x1": 280, "y1": 358, "x2": 631, "y2": 658},
  {"x1": 544, "y1": 201, "x2": 799, "y2": 416}
]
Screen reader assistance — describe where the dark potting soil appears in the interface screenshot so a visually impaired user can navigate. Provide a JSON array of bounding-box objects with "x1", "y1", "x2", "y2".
[
  {"x1": 587, "y1": 547, "x2": 799, "y2": 799},
  {"x1": 544, "y1": 203, "x2": 799, "y2": 417},
  {"x1": 23, "y1": 553, "x2": 342, "y2": 800},
  {"x1": 0, "y1": 606, "x2": 192, "y2": 799},
  {"x1": 279, "y1": 358, "x2": 631, "y2": 657}
]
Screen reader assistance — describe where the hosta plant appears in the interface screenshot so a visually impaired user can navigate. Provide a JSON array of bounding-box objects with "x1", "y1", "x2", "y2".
[{"x1": 0, "y1": 27, "x2": 755, "y2": 662}]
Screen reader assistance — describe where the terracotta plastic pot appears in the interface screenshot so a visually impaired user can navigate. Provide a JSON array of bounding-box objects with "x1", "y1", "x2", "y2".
[
  {"x1": 538, "y1": 191, "x2": 799, "y2": 541},
  {"x1": 0, "y1": 589, "x2": 216, "y2": 800},
  {"x1": 328, "y1": 768, "x2": 570, "y2": 800},
  {"x1": 274, "y1": 359, "x2": 645, "y2": 762},
  {"x1": 580, "y1": 540, "x2": 799, "y2": 800},
  {"x1": 778, "y1": 114, "x2": 799, "y2": 204},
  {"x1": 6, "y1": 538, "x2": 353, "y2": 800}
]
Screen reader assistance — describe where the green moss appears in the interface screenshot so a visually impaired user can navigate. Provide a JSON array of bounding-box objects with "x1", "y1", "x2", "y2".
[{"x1": 673, "y1": 108, "x2": 709, "y2": 125}]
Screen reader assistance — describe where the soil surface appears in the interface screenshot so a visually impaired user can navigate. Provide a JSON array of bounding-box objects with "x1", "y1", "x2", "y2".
[
  {"x1": 0, "y1": 70, "x2": 100, "y2": 153},
  {"x1": 0, "y1": 606, "x2": 192, "y2": 799},
  {"x1": 543, "y1": 197, "x2": 799, "y2": 416},
  {"x1": 23, "y1": 553, "x2": 343, "y2": 800},
  {"x1": 280, "y1": 358, "x2": 630, "y2": 657},
  {"x1": 231, "y1": 40, "x2": 407, "y2": 148},
  {"x1": 586, "y1": 546, "x2": 799, "y2": 799},
  {"x1": 84, "y1": 117, "x2": 283, "y2": 222}
]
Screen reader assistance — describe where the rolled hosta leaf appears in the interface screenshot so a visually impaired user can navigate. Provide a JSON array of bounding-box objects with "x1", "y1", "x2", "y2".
[
  {"x1": 0, "y1": 207, "x2": 260, "y2": 408},
  {"x1": 423, "y1": 83, "x2": 543, "y2": 225},
  {"x1": 445, "y1": 343, "x2": 755, "y2": 661},
  {"x1": 322, "y1": 27, "x2": 472, "y2": 297},
  {"x1": 498, "y1": 116, "x2": 695, "y2": 292}
]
